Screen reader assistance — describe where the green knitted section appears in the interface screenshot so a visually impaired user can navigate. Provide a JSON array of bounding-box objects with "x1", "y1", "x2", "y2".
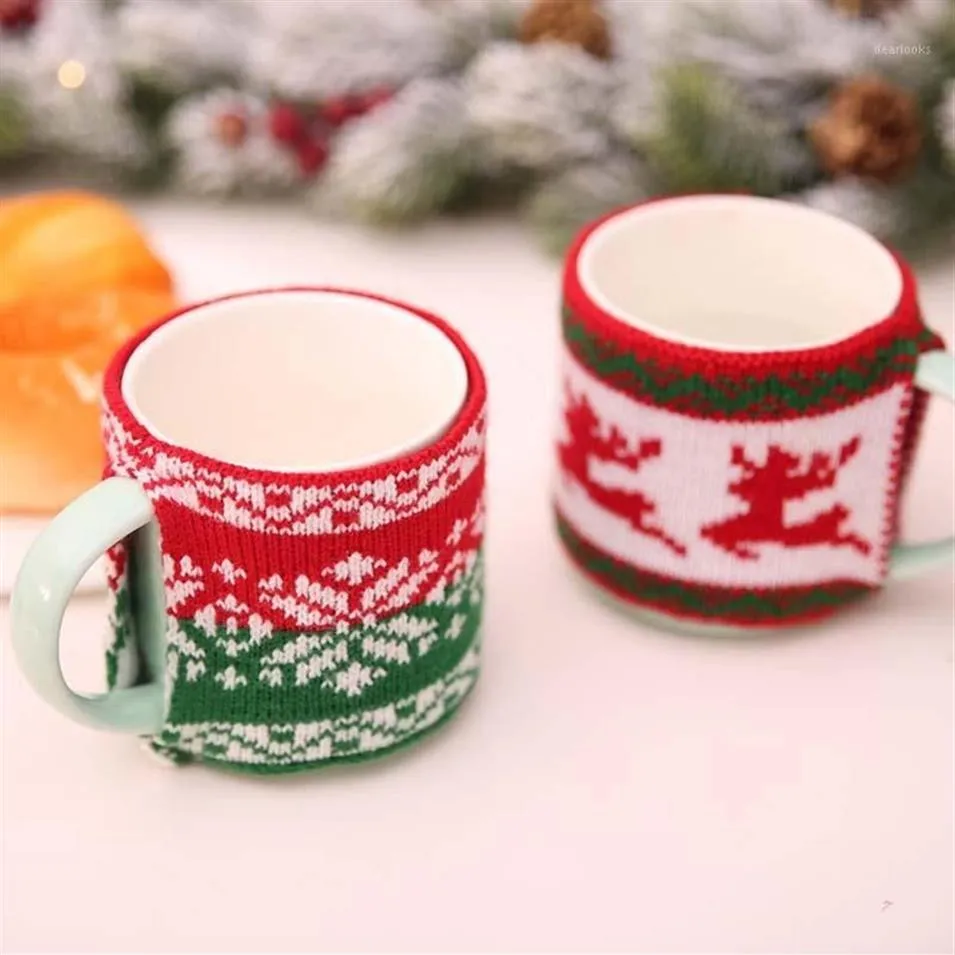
[
  {"x1": 151, "y1": 643, "x2": 481, "y2": 772},
  {"x1": 563, "y1": 304, "x2": 926, "y2": 417},
  {"x1": 557, "y1": 515, "x2": 869, "y2": 623},
  {"x1": 105, "y1": 571, "x2": 137, "y2": 691},
  {"x1": 154, "y1": 553, "x2": 483, "y2": 768}
]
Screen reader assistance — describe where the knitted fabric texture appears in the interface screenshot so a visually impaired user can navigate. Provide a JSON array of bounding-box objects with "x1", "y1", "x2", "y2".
[
  {"x1": 102, "y1": 289, "x2": 486, "y2": 773},
  {"x1": 557, "y1": 207, "x2": 943, "y2": 628}
]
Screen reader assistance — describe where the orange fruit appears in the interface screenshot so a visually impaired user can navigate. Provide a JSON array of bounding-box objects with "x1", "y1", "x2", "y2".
[{"x1": 0, "y1": 192, "x2": 176, "y2": 514}]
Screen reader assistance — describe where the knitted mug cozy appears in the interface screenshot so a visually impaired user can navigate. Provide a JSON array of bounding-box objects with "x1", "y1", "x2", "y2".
[
  {"x1": 556, "y1": 200, "x2": 945, "y2": 628},
  {"x1": 101, "y1": 290, "x2": 487, "y2": 772}
]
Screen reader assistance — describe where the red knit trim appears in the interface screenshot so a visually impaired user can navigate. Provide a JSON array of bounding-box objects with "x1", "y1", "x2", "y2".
[
  {"x1": 102, "y1": 288, "x2": 487, "y2": 537},
  {"x1": 557, "y1": 512, "x2": 870, "y2": 628},
  {"x1": 103, "y1": 287, "x2": 486, "y2": 492},
  {"x1": 885, "y1": 323, "x2": 947, "y2": 550},
  {"x1": 879, "y1": 385, "x2": 915, "y2": 579},
  {"x1": 102, "y1": 287, "x2": 487, "y2": 637},
  {"x1": 899, "y1": 324, "x2": 947, "y2": 484},
  {"x1": 563, "y1": 194, "x2": 925, "y2": 381}
]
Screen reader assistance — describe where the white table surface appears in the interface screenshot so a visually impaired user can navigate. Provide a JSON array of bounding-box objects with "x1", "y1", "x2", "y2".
[{"x1": 1, "y1": 201, "x2": 953, "y2": 955}]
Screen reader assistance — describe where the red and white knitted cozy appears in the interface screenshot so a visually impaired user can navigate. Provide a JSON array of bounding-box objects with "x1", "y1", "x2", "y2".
[
  {"x1": 101, "y1": 289, "x2": 487, "y2": 772},
  {"x1": 556, "y1": 207, "x2": 944, "y2": 627}
]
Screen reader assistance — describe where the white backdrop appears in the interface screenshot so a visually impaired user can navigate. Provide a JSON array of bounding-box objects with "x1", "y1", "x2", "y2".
[{"x1": 1, "y1": 199, "x2": 953, "y2": 953}]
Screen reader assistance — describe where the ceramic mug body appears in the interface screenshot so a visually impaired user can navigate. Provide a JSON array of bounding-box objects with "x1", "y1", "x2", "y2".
[
  {"x1": 12, "y1": 288, "x2": 487, "y2": 772},
  {"x1": 556, "y1": 195, "x2": 954, "y2": 631}
]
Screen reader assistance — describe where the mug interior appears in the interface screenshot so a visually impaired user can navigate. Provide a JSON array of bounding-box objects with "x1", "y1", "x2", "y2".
[
  {"x1": 577, "y1": 195, "x2": 904, "y2": 351},
  {"x1": 121, "y1": 290, "x2": 469, "y2": 471}
]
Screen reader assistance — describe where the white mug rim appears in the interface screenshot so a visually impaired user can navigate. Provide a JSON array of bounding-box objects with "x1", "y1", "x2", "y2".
[
  {"x1": 575, "y1": 195, "x2": 906, "y2": 354},
  {"x1": 120, "y1": 289, "x2": 470, "y2": 474}
]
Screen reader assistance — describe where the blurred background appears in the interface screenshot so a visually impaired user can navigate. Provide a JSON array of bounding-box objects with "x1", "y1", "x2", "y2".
[
  {"x1": 2, "y1": 0, "x2": 953, "y2": 565},
  {"x1": 2, "y1": 5, "x2": 954, "y2": 952},
  {"x1": 1, "y1": 0, "x2": 953, "y2": 253}
]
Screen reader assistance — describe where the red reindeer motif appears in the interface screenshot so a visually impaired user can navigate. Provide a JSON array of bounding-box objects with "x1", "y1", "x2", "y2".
[
  {"x1": 701, "y1": 437, "x2": 872, "y2": 560},
  {"x1": 559, "y1": 390, "x2": 685, "y2": 556}
]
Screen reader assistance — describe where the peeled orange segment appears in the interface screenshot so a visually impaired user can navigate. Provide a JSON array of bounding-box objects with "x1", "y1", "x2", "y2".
[{"x1": 0, "y1": 287, "x2": 176, "y2": 515}]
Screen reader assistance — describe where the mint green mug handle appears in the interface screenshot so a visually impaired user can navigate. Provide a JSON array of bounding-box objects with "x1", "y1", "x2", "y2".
[
  {"x1": 11, "y1": 477, "x2": 166, "y2": 733},
  {"x1": 889, "y1": 349, "x2": 955, "y2": 579},
  {"x1": 7, "y1": 354, "x2": 952, "y2": 729}
]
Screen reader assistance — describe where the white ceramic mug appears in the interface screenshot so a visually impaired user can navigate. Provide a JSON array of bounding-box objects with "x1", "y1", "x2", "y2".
[
  {"x1": 557, "y1": 195, "x2": 954, "y2": 633},
  {"x1": 12, "y1": 288, "x2": 488, "y2": 772}
]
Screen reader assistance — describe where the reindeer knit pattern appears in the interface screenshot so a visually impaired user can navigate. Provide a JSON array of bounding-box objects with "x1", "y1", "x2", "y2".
[
  {"x1": 101, "y1": 291, "x2": 487, "y2": 772},
  {"x1": 558, "y1": 222, "x2": 944, "y2": 627}
]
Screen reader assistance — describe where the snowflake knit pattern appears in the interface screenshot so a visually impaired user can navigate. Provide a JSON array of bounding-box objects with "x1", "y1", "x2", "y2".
[
  {"x1": 102, "y1": 290, "x2": 487, "y2": 773},
  {"x1": 557, "y1": 215, "x2": 944, "y2": 628}
]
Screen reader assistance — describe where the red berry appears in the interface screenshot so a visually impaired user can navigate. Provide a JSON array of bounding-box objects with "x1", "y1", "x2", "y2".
[
  {"x1": 318, "y1": 97, "x2": 354, "y2": 128},
  {"x1": 297, "y1": 138, "x2": 328, "y2": 177},
  {"x1": 0, "y1": 0, "x2": 40, "y2": 31},
  {"x1": 268, "y1": 103, "x2": 306, "y2": 146},
  {"x1": 361, "y1": 86, "x2": 394, "y2": 113}
]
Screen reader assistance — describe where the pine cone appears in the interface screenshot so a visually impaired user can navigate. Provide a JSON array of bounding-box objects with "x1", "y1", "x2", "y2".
[
  {"x1": 826, "y1": 0, "x2": 908, "y2": 19},
  {"x1": 519, "y1": 0, "x2": 611, "y2": 61},
  {"x1": 810, "y1": 75, "x2": 922, "y2": 183}
]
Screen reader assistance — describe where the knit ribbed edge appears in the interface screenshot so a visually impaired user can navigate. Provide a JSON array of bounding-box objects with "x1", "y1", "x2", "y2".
[
  {"x1": 879, "y1": 385, "x2": 915, "y2": 582},
  {"x1": 557, "y1": 513, "x2": 869, "y2": 627},
  {"x1": 562, "y1": 305, "x2": 926, "y2": 421},
  {"x1": 101, "y1": 287, "x2": 488, "y2": 533},
  {"x1": 563, "y1": 195, "x2": 926, "y2": 383}
]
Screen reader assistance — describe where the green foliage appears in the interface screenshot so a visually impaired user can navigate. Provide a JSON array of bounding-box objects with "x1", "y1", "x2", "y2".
[
  {"x1": 525, "y1": 156, "x2": 648, "y2": 257},
  {"x1": 884, "y1": 160, "x2": 955, "y2": 255},
  {"x1": 877, "y1": 4, "x2": 955, "y2": 105},
  {"x1": 0, "y1": 90, "x2": 28, "y2": 160},
  {"x1": 121, "y1": 79, "x2": 179, "y2": 188},
  {"x1": 314, "y1": 80, "x2": 475, "y2": 227},
  {"x1": 640, "y1": 62, "x2": 816, "y2": 197},
  {"x1": 0, "y1": 0, "x2": 949, "y2": 258},
  {"x1": 127, "y1": 78, "x2": 180, "y2": 134},
  {"x1": 925, "y1": 4, "x2": 955, "y2": 85},
  {"x1": 869, "y1": 7, "x2": 955, "y2": 253},
  {"x1": 346, "y1": 156, "x2": 470, "y2": 227}
]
